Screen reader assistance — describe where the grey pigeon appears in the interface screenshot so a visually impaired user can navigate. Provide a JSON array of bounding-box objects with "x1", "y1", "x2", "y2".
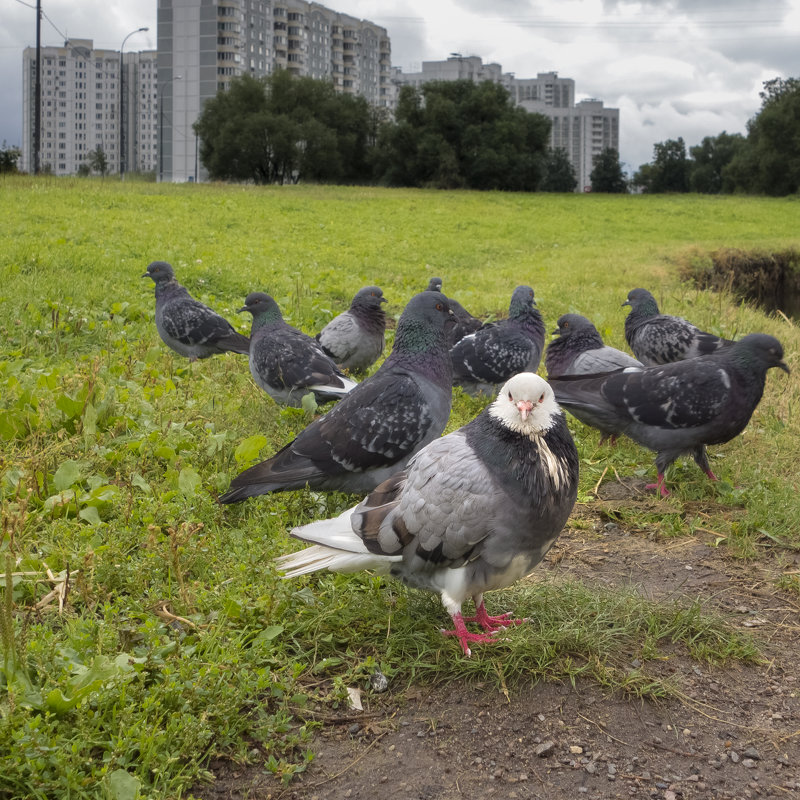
[
  {"x1": 240, "y1": 292, "x2": 357, "y2": 408},
  {"x1": 219, "y1": 291, "x2": 455, "y2": 502},
  {"x1": 451, "y1": 285, "x2": 545, "y2": 397},
  {"x1": 316, "y1": 286, "x2": 387, "y2": 372},
  {"x1": 275, "y1": 372, "x2": 579, "y2": 657},
  {"x1": 549, "y1": 333, "x2": 789, "y2": 496},
  {"x1": 425, "y1": 276, "x2": 482, "y2": 344},
  {"x1": 142, "y1": 261, "x2": 250, "y2": 360},
  {"x1": 546, "y1": 314, "x2": 642, "y2": 377},
  {"x1": 624, "y1": 288, "x2": 734, "y2": 366}
]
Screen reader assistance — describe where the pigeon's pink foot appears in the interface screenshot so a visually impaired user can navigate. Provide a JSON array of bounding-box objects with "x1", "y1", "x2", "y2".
[
  {"x1": 464, "y1": 602, "x2": 525, "y2": 632},
  {"x1": 705, "y1": 469, "x2": 719, "y2": 481},
  {"x1": 441, "y1": 613, "x2": 500, "y2": 657},
  {"x1": 645, "y1": 473, "x2": 670, "y2": 497},
  {"x1": 599, "y1": 434, "x2": 618, "y2": 447}
]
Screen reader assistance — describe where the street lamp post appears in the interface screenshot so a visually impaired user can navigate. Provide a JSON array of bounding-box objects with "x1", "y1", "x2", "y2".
[
  {"x1": 158, "y1": 75, "x2": 182, "y2": 183},
  {"x1": 119, "y1": 26, "x2": 148, "y2": 178}
]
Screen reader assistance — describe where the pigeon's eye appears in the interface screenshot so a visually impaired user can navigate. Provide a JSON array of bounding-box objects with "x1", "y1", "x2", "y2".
[
  {"x1": 436, "y1": 303, "x2": 444, "y2": 311},
  {"x1": 563, "y1": 322, "x2": 569, "y2": 328},
  {"x1": 508, "y1": 392, "x2": 513, "y2": 401},
  {"x1": 539, "y1": 392, "x2": 545, "y2": 403}
]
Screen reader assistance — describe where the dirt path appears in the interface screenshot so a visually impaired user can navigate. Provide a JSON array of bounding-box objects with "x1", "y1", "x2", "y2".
[{"x1": 197, "y1": 482, "x2": 800, "y2": 800}]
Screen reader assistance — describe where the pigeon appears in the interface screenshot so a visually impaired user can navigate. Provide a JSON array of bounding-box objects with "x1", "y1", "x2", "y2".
[
  {"x1": 240, "y1": 292, "x2": 357, "y2": 408},
  {"x1": 142, "y1": 261, "x2": 250, "y2": 360},
  {"x1": 548, "y1": 333, "x2": 789, "y2": 496},
  {"x1": 316, "y1": 286, "x2": 387, "y2": 372},
  {"x1": 546, "y1": 314, "x2": 642, "y2": 377},
  {"x1": 451, "y1": 285, "x2": 545, "y2": 397},
  {"x1": 623, "y1": 288, "x2": 734, "y2": 366},
  {"x1": 275, "y1": 372, "x2": 579, "y2": 657},
  {"x1": 219, "y1": 291, "x2": 455, "y2": 502},
  {"x1": 425, "y1": 276, "x2": 482, "y2": 344}
]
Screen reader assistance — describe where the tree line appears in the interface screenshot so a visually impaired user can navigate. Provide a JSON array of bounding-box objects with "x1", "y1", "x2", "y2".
[
  {"x1": 633, "y1": 77, "x2": 800, "y2": 196},
  {"x1": 192, "y1": 70, "x2": 627, "y2": 193}
]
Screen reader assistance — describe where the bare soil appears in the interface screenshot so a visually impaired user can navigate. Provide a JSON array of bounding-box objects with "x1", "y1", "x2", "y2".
[{"x1": 195, "y1": 479, "x2": 800, "y2": 800}]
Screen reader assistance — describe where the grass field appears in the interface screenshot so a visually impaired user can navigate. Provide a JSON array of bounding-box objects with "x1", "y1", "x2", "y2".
[{"x1": 1, "y1": 176, "x2": 798, "y2": 798}]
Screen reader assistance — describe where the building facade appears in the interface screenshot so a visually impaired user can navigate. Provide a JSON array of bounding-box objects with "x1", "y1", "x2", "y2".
[
  {"x1": 21, "y1": 39, "x2": 156, "y2": 176},
  {"x1": 156, "y1": 0, "x2": 393, "y2": 182},
  {"x1": 393, "y1": 57, "x2": 619, "y2": 192}
]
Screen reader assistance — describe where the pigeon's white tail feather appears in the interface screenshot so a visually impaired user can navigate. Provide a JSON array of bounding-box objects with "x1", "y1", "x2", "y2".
[
  {"x1": 310, "y1": 375, "x2": 358, "y2": 397},
  {"x1": 275, "y1": 545, "x2": 398, "y2": 578},
  {"x1": 277, "y1": 506, "x2": 401, "y2": 578}
]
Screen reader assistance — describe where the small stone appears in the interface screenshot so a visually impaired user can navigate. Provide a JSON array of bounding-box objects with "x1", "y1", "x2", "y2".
[
  {"x1": 742, "y1": 758, "x2": 757, "y2": 769},
  {"x1": 519, "y1": 773, "x2": 529, "y2": 782},
  {"x1": 348, "y1": 723, "x2": 361, "y2": 735},
  {"x1": 682, "y1": 728, "x2": 691, "y2": 737},
  {"x1": 535, "y1": 741, "x2": 555, "y2": 758},
  {"x1": 777, "y1": 755, "x2": 790, "y2": 766},
  {"x1": 538, "y1": 713, "x2": 545, "y2": 722},
  {"x1": 640, "y1": 770, "x2": 651, "y2": 780},
  {"x1": 730, "y1": 750, "x2": 740, "y2": 763},
  {"x1": 743, "y1": 747, "x2": 761, "y2": 761},
  {"x1": 570, "y1": 745, "x2": 584, "y2": 755},
  {"x1": 665, "y1": 792, "x2": 677, "y2": 800},
  {"x1": 585, "y1": 762, "x2": 597, "y2": 774},
  {"x1": 631, "y1": 658, "x2": 642, "y2": 669},
  {"x1": 380, "y1": 776, "x2": 388, "y2": 784},
  {"x1": 417, "y1": 730, "x2": 426, "y2": 738},
  {"x1": 370, "y1": 671, "x2": 389, "y2": 693},
  {"x1": 607, "y1": 764, "x2": 617, "y2": 776},
  {"x1": 578, "y1": 788, "x2": 588, "y2": 794}
]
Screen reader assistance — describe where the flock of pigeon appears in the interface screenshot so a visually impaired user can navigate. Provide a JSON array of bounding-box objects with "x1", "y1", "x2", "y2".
[{"x1": 143, "y1": 261, "x2": 789, "y2": 656}]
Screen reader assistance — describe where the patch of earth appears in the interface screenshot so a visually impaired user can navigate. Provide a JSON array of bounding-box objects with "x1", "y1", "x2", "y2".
[{"x1": 194, "y1": 483, "x2": 800, "y2": 800}]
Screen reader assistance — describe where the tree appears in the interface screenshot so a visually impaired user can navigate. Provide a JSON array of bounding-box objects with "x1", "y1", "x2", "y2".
[
  {"x1": 193, "y1": 71, "x2": 373, "y2": 185},
  {"x1": 633, "y1": 138, "x2": 689, "y2": 193},
  {"x1": 590, "y1": 148, "x2": 627, "y2": 193},
  {"x1": 0, "y1": 141, "x2": 21, "y2": 174},
  {"x1": 87, "y1": 146, "x2": 109, "y2": 177},
  {"x1": 688, "y1": 132, "x2": 746, "y2": 193},
  {"x1": 724, "y1": 77, "x2": 800, "y2": 196},
  {"x1": 373, "y1": 80, "x2": 550, "y2": 190},
  {"x1": 540, "y1": 148, "x2": 577, "y2": 192}
]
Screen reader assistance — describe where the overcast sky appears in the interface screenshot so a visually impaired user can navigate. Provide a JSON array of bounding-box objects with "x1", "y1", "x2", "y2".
[{"x1": 3, "y1": 0, "x2": 799, "y2": 171}]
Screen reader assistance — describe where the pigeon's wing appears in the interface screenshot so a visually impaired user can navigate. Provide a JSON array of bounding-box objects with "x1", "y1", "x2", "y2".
[
  {"x1": 257, "y1": 326, "x2": 347, "y2": 390},
  {"x1": 452, "y1": 325, "x2": 532, "y2": 383},
  {"x1": 317, "y1": 312, "x2": 359, "y2": 362},
  {"x1": 294, "y1": 369, "x2": 441, "y2": 471},
  {"x1": 571, "y1": 347, "x2": 641, "y2": 374},
  {"x1": 633, "y1": 316, "x2": 699, "y2": 364},
  {"x1": 604, "y1": 362, "x2": 732, "y2": 429},
  {"x1": 161, "y1": 296, "x2": 238, "y2": 346},
  {"x1": 352, "y1": 431, "x2": 496, "y2": 565}
]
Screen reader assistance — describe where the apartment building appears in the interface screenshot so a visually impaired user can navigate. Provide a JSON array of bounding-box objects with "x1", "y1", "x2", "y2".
[
  {"x1": 156, "y1": 0, "x2": 393, "y2": 182},
  {"x1": 21, "y1": 39, "x2": 156, "y2": 176},
  {"x1": 393, "y1": 57, "x2": 619, "y2": 192}
]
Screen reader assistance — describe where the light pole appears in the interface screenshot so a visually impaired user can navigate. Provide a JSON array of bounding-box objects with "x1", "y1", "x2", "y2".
[
  {"x1": 119, "y1": 26, "x2": 148, "y2": 178},
  {"x1": 157, "y1": 75, "x2": 182, "y2": 182}
]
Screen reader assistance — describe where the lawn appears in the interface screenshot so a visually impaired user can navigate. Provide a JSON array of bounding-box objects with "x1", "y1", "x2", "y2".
[{"x1": 1, "y1": 176, "x2": 798, "y2": 798}]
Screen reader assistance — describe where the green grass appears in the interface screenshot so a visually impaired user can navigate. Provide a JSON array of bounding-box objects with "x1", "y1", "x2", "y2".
[{"x1": 1, "y1": 176, "x2": 798, "y2": 798}]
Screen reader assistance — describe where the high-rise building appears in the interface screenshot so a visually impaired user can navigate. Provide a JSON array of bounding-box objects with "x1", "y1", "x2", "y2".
[
  {"x1": 156, "y1": 0, "x2": 393, "y2": 182},
  {"x1": 393, "y1": 57, "x2": 620, "y2": 192},
  {"x1": 21, "y1": 39, "x2": 156, "y2": 176}
]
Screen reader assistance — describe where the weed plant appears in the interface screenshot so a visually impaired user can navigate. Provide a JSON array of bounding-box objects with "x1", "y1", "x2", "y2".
[{"x1": 0, "y1": 177, "x2": 797, "y2": 797}]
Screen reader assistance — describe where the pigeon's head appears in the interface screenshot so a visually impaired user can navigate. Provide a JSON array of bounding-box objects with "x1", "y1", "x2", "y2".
[
  {"x1": 508, "y1": 285, "x2": 536, "y2": 317},
  {"x1": 352, "y1": 286, "x2": 387, "y2": 310},
  {"x1": 552, "y1": 313, "x2": 595, "y2": 338},
  {"x1": 239, "y1": 292, "x2": 283, "y2": 322},
  {"x1": 490, "y1": 373, "x2": 561, "y2": 436},
  {"x1": 392, "y1": 291, "x2": 455, "y2": 352},
  {"x1": 623, "y1": 288, "x2": 659, "y2": 314},
  {"x1": 426, "y1": 277, "x2": 443, "y2": 292},
  {"x1": 734, "y1": 333, "x2": 790, "y2": 374},
  {"x1": 143, "y1": 261, "x2": 175, "y2": 284}
]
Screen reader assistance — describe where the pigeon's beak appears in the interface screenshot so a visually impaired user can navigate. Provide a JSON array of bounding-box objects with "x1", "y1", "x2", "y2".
[
  {"x1": 380, "y1": 296, "x2": 388, "y2": 304},
  {"x1": 550, "y1": 326, "x2": 559, "y2": 335},
  {"x1": 621, "y1": 300, "x2": 630, "y2": 307},
  {"x1": 238, "y1": 305, "x2": 249, "y2": 313},
  {"x1": 779, "y1": 360, "x2": 790, "y2": 374},
  {"x1": 141, "y1": 272, "x2": 150, "y2": 278},
  {"x1": 516, "y1": 399, "x2": 534, "y2": 420}
]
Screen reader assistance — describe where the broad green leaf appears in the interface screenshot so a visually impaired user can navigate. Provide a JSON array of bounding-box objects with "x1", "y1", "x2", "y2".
[
  {"x1": 55, "y1": 392, "x2": 83, "y2": 420},
  {"x1": 234, "y1": 434, "x2": 268, "y2": 467},
  {"x1": 255, "y1": 625, "x2": 284, "y2": 643},
  {"x1": 131, "y1": 473, "x2": 152, "y2": 494},
  {"x1": 108, "y1": 769, "x2": 141, "y2": 800},
  {"x1": 82, "y1": 401, "x2": 97, "y2": 434},
  {"x1": 78, "y1": 506, "x2": 102, "y2": 526},
  {"x1": 178, "y1": 467, "x2": 202, "y2": 496},
  {"x1": 53, "y1": 460, "x2": 82, "y2": 491}
]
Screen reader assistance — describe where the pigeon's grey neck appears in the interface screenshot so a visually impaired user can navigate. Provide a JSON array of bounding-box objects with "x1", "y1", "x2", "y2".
[
  {"x1": 249, "y1": 305, "x2": 284, "y2": 331},
  {"x1": 350, "y1": 303, "x2": 386, "y2": 334},
  {"x1": 510, "y1": 305, "x2": 545, "y2": 337},
  {"x1": 629, "y1": 294, "x2": 660, "y2": 319},
  {"x1": 154, "y1": 278, "x2": 188, "y2": 300},
  {"x1": 546, "y1": 326, "x2": 604, "y2": 373},
  {"x1": 389, "y1": 320, "x2": 452, "y2": 384}
]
